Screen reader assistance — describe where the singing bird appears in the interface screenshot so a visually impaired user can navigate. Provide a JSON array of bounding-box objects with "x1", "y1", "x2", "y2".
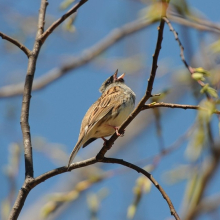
[{"x1": 68, "y1": 70, "x2": 136, "y2": 168}]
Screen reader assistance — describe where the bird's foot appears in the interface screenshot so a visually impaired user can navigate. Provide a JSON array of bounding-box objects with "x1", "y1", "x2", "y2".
[
  {"x1": 115, "y1": 127, "x2": 125, "y2": 137},
  {"x1": 106, "y1": 125, "x2": 125, "y2": 137}
]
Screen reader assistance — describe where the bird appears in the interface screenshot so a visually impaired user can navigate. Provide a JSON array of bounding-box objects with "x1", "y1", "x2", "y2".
[{"x1": 67, "y1": 69, "x2": 136, "y2": 168}]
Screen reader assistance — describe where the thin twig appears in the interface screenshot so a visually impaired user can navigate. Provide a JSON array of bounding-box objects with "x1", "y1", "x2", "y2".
[
  {"x1": 0, "y1": 18, "x2": 155, "y2": 98},
  {"x1": 101, "y1": 157, "x2": 180, "y2": 220},
  {"x1": 0, "y1": 31, "x2": 31, "y2": 57},
  {"x1": 168, "y1": 14, "x2": 220, "y2": 34},
  {"x1": 40, "y1": 0, "x2": 88, "y2": 43},
  {"x1": 163, "y1": 17, "x2": 206, "y2": 88},
  {"x1": 142, "y1": 102, "x2": 220, "y2": 114},
  {"x1": 169, "y1": 11, "x2": 220, "y2": 33}
]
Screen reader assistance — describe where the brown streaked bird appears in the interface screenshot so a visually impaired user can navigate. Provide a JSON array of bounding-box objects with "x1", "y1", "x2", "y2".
[{"x1": 67, "y1": 70, "x2": 136, "y2": 168}]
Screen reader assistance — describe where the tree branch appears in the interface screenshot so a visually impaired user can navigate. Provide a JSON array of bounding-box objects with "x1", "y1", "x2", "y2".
[
  {"x1": 0, "y1": 31, "x2": 31, "y2": 57},
  {"x1": 20, "y1": 0, "x2": 48, "y2": 180},
  {"x1": 9, "y1": 156, "x2": 180, "y2": 220},
  {"x1": 8, "y1": 2, "x2": 181, "y2": 220},
  {"x1": 168, "y1": 14, "x2": 220, "y2": 34},
  {"x1": 163, "y1": 17, "x2": 207, "y2": 89},
  {"x1": 101, "y1": 157, "x2": 180, "y2": 220},
  {"x1": 0, "y1": 18, "x2": 155, "y2": 98},
  {"x1": 8, "y1": 1, "x2": 49, "y2": 220},
  {"x1": 142, "y1": 102, "x2": 220, "y2": 114},
  {"x1": 1, "y1": 10, "x2": 219, "y2": 98},
  {"x1": 96, "y1": 3, "x2": 167, "y2": 159},
  {"x1": 40, "y1": 0, "x2": 88, "y2": 43}
]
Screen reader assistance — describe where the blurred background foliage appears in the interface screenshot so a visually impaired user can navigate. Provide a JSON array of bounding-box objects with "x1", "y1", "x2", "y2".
[{"x1": 0, "y1": 0, "x2": 220, "y2": 219}]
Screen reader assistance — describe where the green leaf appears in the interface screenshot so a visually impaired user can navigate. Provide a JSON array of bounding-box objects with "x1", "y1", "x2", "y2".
[
  {"x1": 192, "y1": 73, "x2": 205, "y2": 81},
  {"x1": 139, "y1": 3, "x2": 163, "y2": 21},
  {"x1": 210, "y1": 39, "x2": 220, "y2": 54},
  {"x1": 200, "y1": 84, "x2": 218, "y2": 98},
  {"x1": 193, "y1": 67, "x2": 210, "y2": 76},
  {"x1": 127, "y1": 205, "x2": 136, "y2": 219},
  {"x1": 206, "y1": 86, "x2": 218, "y2": 98}
]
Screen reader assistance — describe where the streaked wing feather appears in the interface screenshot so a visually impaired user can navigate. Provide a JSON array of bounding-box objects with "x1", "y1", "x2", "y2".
[
  {"x1": 86, "y1": 86, "x2": 123, "y2": 135},
  {"x1": 82, "y1": 138, "x2": 97, "y2": 148}
]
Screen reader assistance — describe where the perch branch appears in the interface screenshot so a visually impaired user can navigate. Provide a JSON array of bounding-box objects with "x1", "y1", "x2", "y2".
[
  {"x1": 96, "y1": 9, "x2": 167, "y2": 159},
  {"x1": 9, "y1": 156, "x2": 180, "y2": 220}
]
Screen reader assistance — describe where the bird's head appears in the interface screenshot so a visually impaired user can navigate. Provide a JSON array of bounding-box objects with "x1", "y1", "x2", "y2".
[{"x1": 99, "y1": 69, "x2": 125, "y2": 93}]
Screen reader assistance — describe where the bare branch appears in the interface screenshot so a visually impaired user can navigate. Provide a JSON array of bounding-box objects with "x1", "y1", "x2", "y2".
[
  {"x1": 163, "y1": 17, "x2": 207, "y2": 89},
  {"x1": 1, "y1": 11, "x2": 220, "y2": 98},
  {"x1": 142, "y1": 102, "x2": 220, "y2": 114},
  {"x1": 10, "y1": 156, "x2": 180, "y2": 220},
  {"x1": 168, "y1": 14, "x2": 220, "y2": 34},
  {"x1": 101, "y1": 157, "x2": 180, "y2": 220},
  {"x1": 40, "y1": 0, "x2": 88, "y2": 43},
  {"x1": 20, "y1": 0, "x2": 48, "y2": 180},
  {"x1": 9, "y1": 1, "x2": 49, "y2": 220},
  {"x1": 168, "y1": 11, "x2": 220, "y2": 34},
  {"x1": 0, "y1": 18, "x2": 155, "y2": 98},
  {"x1": 0, "y1": 31, "x2": 31, "y2": 57},
  {"x1": 96, "y1": 3, "x2": 167, "y2": 159}
]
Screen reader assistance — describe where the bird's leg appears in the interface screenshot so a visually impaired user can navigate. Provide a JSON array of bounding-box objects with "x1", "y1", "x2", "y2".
[{"x1": 106, "y1": 125, "x2": 125, "y2": 137}]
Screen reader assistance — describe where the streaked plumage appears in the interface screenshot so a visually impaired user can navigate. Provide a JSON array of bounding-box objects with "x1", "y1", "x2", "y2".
[{"x1": 67, "y1": 70, "x2": 135, "y2": 168}]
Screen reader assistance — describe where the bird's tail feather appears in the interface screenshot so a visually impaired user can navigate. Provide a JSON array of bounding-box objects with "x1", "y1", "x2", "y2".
[{"x1": 67, "y1": 139, "x2": 83, "y2": 169}]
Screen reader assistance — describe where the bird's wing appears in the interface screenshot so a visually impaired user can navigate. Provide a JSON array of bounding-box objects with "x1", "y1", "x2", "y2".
[{"x1": 86, "y1": 86, "x2": 123, "y2": 134}]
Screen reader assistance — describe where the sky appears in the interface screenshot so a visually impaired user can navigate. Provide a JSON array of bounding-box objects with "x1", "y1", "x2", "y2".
[{"x1": 0, "y1": 0, "x2": 220, "y2": 220}]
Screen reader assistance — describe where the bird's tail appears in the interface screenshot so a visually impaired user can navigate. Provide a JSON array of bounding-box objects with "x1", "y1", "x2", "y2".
[{"x1": 67, "y1": 139, "x2": 83, "y2": 169}]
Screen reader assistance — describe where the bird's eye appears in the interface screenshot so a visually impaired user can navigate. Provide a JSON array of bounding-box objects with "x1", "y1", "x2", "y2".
[{"x1": 106, "y1": 80, "x2": 111, "y2": 85}]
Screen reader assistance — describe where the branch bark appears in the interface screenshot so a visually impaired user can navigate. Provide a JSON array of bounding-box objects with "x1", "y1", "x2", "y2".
[
  {"x1": 10, "y1": 156, "x2": 180, "y2": 220},
  {"x1": 96, "y1": 7, "x2": 167, "y2": 159},
  {"x1": 40, "y1": 0, "x2": 88, "y2": 43},
  {"x1": 142, "y1": 102, "x2": 220, "y2": 114},
  {"x1": 0, "y1": 31, "x2": 31, "y2": 57},
  {"x1": 168, "y1": 14, "x2": 220, "y2": 34},
  {"x1": 8, "y1": 0, "x2": 49, "y2": 219}
]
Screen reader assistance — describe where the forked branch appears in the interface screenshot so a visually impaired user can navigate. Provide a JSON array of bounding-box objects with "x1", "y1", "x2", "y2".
[{"x1": 0, "y1": 31, "x2": 31, "y2": 57}]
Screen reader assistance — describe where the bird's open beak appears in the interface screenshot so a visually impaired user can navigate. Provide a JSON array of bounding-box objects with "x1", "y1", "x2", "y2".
[
  {"x1": 117, "y1": 73, "x2": 125, "y2": 80},
  {"x1": 113, "y1": 69, "x2": 125, "y2": 81}
]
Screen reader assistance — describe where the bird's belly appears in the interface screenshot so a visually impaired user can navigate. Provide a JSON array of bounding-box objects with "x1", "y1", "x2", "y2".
[
  {"x1": 92, "y1": 101, "x2": 134, "y2": 138},
  {"x1": 109, "y1": 101, "x2": 134, "y2": 126}
]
